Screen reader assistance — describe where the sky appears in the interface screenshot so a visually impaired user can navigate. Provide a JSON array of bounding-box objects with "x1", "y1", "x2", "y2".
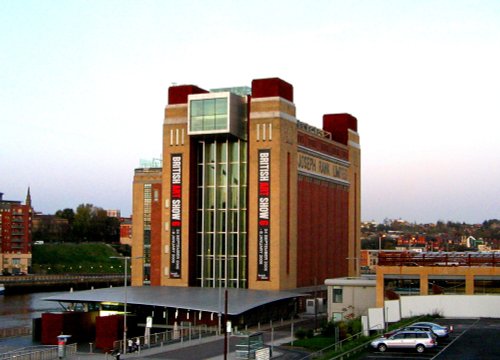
[{"x1": 1, "y1": 0, "x2": 499, "y2": 224}]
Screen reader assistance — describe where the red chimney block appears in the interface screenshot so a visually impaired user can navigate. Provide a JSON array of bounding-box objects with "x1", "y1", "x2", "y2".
[
  {"x1": 323, "y1": 113, "x2": 358, "y2": 145},
  {"x1": 251, "y1": 77, "x2": 293, "y2": 102},
  {"x1": 168, "y1": 85, "x2": 208, "y2": 105}
]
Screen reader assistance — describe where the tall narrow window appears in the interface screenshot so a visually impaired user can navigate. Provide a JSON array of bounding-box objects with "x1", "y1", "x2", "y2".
[{"x1": 196, "y1": 139, "x2": 247, "y2": 288}]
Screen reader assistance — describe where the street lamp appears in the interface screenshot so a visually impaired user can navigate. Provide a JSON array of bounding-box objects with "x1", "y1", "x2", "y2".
[
  {"x1": 378, "y1": 234, "x2": 386, "y2": 251},
  {"x1": 110, "y1": 256, "x2": 142, "y2": 354}
]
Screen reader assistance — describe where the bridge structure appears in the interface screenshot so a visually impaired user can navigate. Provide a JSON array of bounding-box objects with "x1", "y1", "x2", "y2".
[{"x1": 0, "y1": 274, "x2": 128, "y2": 294}]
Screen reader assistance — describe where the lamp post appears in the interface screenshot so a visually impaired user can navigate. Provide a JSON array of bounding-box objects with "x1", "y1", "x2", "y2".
[
  {"x1": 110, "y1": 256, "x2": 141, "y2": 354},
  {"x1": 378, "y1": 234, "x2": 386, "y2": 251}
]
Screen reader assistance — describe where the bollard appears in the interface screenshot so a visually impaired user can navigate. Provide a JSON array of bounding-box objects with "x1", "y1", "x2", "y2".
[{"x1": 89, "y1": 342, "x2": 93, "y2": 353}]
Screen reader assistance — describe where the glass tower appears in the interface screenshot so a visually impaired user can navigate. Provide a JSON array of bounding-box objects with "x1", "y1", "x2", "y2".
[{"x1": 188, "y1": 90, "x2": 249, "y2": 289}]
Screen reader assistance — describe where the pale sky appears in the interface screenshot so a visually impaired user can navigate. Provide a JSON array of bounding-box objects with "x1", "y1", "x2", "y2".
[{"x1": 1, "y1": 0, "x2": 499, "y2": 223}]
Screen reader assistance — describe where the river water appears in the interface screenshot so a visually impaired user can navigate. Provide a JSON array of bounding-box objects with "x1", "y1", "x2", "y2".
[{"x1": 0, "y1": 291, "x2": 65, "y2": 330}]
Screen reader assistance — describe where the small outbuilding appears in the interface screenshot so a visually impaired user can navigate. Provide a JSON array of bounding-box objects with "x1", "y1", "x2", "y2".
[{"x1": 324, "y1": 277, "x2": 376, "y2": 322}]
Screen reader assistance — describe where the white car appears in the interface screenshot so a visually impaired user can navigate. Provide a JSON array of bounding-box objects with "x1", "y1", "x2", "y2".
[{"x1": 371, "y1": 330, "x2": 437, "y2": 353}]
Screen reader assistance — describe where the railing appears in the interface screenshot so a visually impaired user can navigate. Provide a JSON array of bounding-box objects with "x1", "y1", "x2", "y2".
[
  {"x1": 113, "y1": 325, "x2": 218, "y2": 354},
  {"x1": 0, "y1": 343, "x2": 77, "y2": 360},
  {"x1": 297, "y1": 331, "x2": 368, "y2": 360},
  {"x1": 295, "y1": 317, "x2": 429, "y2": 359},
  {"x1": 0, "y1": 274, "x2": 126, "y2": 285},
  {"x1": 297, "y1": 120, "x2": 332, "y2": 139},
  {"x1": 378, "y1": 251, "x2": 499, "y2": 267},
  {"x1": 0, "y1": 327, "x2": 32, "y2": 339}
]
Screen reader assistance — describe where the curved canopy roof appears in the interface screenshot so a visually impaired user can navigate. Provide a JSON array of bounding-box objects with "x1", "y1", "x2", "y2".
[{"x1": 43, "y1": 286, "x2": 303, "y2": 315}]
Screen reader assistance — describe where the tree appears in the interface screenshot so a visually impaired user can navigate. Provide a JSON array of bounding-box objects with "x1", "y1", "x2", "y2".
[
  {"x1": 73, "y1": 204, "x2": 97, "y2": 243},
  {"x1": 55, "y1": 208, "x2": 75, "y2": 223},
  {"x1": 70, "y1": 204, "x2": 120, "y2": 243}
]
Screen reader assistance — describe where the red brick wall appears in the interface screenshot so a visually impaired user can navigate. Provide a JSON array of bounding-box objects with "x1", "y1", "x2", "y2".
[
  {"x1": 297, "y1": 177, "x2": 349, "y2": 287},
  {"x1": 1, "y1": 204, "x2": 32, "y2": 254},
  {"x1": 297, "y1": 132, "x2": 348, "y2": 161}
]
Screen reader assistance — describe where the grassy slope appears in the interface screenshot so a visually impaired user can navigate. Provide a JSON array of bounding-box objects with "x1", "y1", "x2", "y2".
[{"x1": 32, "y1": 243, "x2": 124, "y2": 274}]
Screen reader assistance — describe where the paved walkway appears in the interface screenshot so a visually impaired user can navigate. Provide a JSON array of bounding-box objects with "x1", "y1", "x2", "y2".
[
  {"x1": 1, "y1": 316, "x2": 319, "y2": 359},
  {"x1": 69, "y1": 333, "x2": 297, "y2": 359}
]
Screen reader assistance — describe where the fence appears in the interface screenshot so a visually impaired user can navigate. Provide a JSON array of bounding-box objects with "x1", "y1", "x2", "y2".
[
  {"x1": 378, "y1": 251, "x2": 499, "y2": 267},
  {"x1": 0, "y1": 343, "x2": 77, "y2": 360},
  {"x1": 113, "y1": 324, "x2": 218, "y2": 354},
  {"x1": 0, "y1": 327, "x2": 31, "y2": 339},
  {"x1": 297, "y1": 330, "x2": 369, "y2": 360},
  {"x1": 295, "y1": 316, "x2": 430, "y2": 359}
]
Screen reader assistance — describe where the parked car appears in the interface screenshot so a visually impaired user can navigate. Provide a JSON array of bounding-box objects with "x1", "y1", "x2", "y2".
[
  {"x1": 383, "y1": 325, "x2": 436, "y2": 339},
  {"x1": 371, "y1": 330, "x2": 437, "y2": 353},
  {"x1": 410, "y1": 322, "x2": 451, "y2": 338}
]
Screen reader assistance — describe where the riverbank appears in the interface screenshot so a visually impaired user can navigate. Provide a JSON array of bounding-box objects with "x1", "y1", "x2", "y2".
[{"x1": 0, "y1": 274, "x2": 125, "y2": 295}]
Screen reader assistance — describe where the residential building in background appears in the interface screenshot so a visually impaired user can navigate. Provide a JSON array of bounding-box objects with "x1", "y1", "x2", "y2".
[
  {"x1": 107, "y1": 209, "x2": 121, "y2": 218},
  {"x1": 131, "y1": 77, "x2": 361, "y2": 294},
  {"x1": 119, "y1": 217, "x2": 132, "y2": 246},
  {"x1": 0, "y1": 189, "x2": 33, "y2": 274},
  {"x1": 32, "y1": 214, "x2": 69, "y2": 242}
]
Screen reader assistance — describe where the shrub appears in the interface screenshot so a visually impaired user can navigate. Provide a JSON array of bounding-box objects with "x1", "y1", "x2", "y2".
[
  {"x1": 295, "y1": 327, "x2": 308, "y2": 340},
  {"x1": 320, "y1": 320, "x2": 336, "y2": 337}
]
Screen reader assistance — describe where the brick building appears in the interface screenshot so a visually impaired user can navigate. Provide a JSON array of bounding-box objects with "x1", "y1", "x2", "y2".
[
  {"x1": 131, "y1": 77, "x2": 361, "y2": 292},
  {"x1": 0, "y1": 189, "x2": 33, "y2": 274}
]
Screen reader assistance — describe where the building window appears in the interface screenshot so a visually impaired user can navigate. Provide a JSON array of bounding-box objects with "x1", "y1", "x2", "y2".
[
  {"x1": 333, "y1": 286, "x2": 343, "y2": 303},
  {"x1": 190, "y1": 98, "x2": 228, "y2": 132},
  {"x1": 196, "y1": 139, "x2": 247, "y2": 288}
]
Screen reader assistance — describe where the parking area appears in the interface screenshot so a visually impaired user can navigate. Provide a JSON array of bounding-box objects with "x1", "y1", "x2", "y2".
[{"x1": 360, "y1": 318, "x2": 500, "y2": 359}]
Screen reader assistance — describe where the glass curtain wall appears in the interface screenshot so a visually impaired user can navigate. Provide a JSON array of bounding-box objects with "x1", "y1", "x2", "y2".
[{"x1": 196, "y1": 139, "x2": 247, "y2": 288}]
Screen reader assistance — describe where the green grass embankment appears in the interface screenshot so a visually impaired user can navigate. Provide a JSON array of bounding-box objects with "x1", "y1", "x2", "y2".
[{"x1": 32, "y1": 243, "x2": 126, "y2": 274}]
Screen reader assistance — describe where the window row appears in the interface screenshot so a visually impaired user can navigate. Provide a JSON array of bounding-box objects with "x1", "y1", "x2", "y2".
[
  {"x1": 197, "y1": 188, "x2": 247, "y2": 210},
  {"x1": 190, "y1": 98, "x2": 228, "y2": 132},
  {"x1": 197, "y1": 210, "x2": 247, "y2": 233},
  {"x1": 196, "y1": 232, "x2": 247, "y2": 256},
  {"x1": 197, "y1": 141, "x2": 247, "y2": 164},
  {"x1": 198, "y1": 164, "x2": 247, "y2": 186},
  {"x1": 196, "y1": 255, "x2": 247, "y2": 286}
]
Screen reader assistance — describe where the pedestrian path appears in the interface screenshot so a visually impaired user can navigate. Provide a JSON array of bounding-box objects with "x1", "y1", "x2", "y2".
[
  {"x1": 0, "y1": 316, "x2": 317, "y2": 359},
  {"x1": 71, "y1": 333, "x2": 296, "y2": 359}
]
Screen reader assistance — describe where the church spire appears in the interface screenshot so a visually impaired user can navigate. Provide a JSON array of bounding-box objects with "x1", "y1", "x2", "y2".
[{"x1": 25, "y1": 187, "x2": 31, "y2": 208}]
